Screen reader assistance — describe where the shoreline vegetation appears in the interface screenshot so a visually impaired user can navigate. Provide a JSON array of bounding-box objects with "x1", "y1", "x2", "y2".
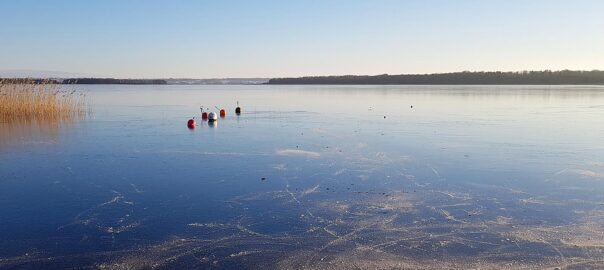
[
  {"x1": 0, "y1": 78, "x2": 168, "y2": 85},
  {"x1": 268, "y1": 70, "x2": 604, "y2": 85},
  {"x1": 62, "y1": 78, "x2": 167, "y2": 84},
  {"x1": 0, "y1": 79, "x2": 87, "y2": 123}
]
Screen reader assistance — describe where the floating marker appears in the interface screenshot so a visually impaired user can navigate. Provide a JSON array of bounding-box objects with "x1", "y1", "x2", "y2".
[
  {"x1": 214, "y1": 106, "x2": 226, "y2": 118},
  {"x1": 235, "y1": 101, "x2": 241, "y2": 115},
  {"x1": 201, "y1": 106, "x2": 208, "y2": 120},
  {"x1": 208, "y1": 111, "x2": 218, "y2": 122},
  {"x1": 187, "y1": 118, "x2": 196, "y2": 129}
]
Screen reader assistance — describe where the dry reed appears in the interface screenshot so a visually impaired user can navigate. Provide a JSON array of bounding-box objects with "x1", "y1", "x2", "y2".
[{"x1": 0, "y1": 79, "x2": 87, "y2": 122}]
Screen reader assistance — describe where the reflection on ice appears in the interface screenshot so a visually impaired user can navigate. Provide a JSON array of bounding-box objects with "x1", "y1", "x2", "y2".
[{"x1": 0, "y1": 120, "x2": 62, "y2": 148}]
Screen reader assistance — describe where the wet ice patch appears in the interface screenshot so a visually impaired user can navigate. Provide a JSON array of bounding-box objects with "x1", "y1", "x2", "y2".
[
  {"x1": 557, "y1": 168, "x2": 604, "y2": 179},
  {"x1": 273, "y1": 164, "x2": 287, "y2": 171},
  {"x1": 301, "y1": 185, "x2": 320, "y2": 197},
  {"x1": 572, "y1": 169, "x2": 603, "y2": 178},
  {"x1": 276, "y1": 149, "x2": 320, "y2": 158}
]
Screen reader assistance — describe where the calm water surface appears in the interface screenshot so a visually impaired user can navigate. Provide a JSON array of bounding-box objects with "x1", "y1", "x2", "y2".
[{"x1": 1, "y1": 85, "x2": 604, "y2": 269}]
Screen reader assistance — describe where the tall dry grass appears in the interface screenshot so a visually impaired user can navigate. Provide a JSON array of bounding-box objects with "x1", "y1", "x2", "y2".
[{"x1": 0, "y1": 79, "x2": 87, "y2": 122}]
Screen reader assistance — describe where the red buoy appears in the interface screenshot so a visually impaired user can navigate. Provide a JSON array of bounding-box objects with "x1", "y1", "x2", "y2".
[
  {"x1": 187, "y1": 118, "x2": 196, "y2": 129},
  {"x1": 220, "y1": 109, "x2": 226, "y2": 118},
  {"x1": 201, "y1": 112, "x2": 208, "y2": 120}
]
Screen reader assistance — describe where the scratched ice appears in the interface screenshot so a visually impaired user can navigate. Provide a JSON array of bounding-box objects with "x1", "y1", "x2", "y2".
[{"x1": 1, "y1": 85, "x2": 604, "y2": 269}]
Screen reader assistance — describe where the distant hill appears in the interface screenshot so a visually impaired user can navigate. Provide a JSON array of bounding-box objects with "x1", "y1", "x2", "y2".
[{"x1": 268, "y1": 70, "x2": 604, "y2": 85}]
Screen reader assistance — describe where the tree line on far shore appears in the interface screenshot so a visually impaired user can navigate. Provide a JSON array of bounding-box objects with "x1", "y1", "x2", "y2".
[
  {"x1": 0, "y1": 78, "x2": 167, "y2": 85},
  {"x1": 268, "y1": 70, "x2": 604, "y2": 85},
  {"x1": 61, "y1": 78, "x2": 167, "y2": 84}
]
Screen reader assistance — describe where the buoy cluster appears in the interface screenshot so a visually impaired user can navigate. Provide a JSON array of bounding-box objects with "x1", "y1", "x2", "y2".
[{"x1": 187, "y1": 102, "x2": 242, "y2": 129}]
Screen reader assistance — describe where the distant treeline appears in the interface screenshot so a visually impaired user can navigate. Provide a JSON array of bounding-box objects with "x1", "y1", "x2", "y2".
[
  {"x1": 62, "y1": 78, "x2": 167, "y2": 84},
  {"x1": 0, "y1": 78, "x2": 60, "y2": 84},
  {"x1": 268, "y1": 70, "x2": 604, "y2": 85}
]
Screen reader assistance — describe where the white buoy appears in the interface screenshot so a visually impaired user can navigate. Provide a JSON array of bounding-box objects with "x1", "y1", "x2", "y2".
[{"x1": 208, "y1": 111, "x2": 218, "y2": 122}]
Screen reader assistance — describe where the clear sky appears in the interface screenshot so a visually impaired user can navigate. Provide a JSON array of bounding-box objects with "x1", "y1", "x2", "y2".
[{"x1": 1, "y1": 0, "x2": 603, "y2": 78}]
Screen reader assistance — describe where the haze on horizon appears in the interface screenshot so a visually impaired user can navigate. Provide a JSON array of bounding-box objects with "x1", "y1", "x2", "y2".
[{"x1": 1, "y1": 0, "x2": 603, "y2": 79}]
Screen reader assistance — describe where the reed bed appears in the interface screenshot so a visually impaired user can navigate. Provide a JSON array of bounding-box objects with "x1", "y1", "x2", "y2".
[{"x1": 0, "y1": 79, "x2": 87, "y2": 122}]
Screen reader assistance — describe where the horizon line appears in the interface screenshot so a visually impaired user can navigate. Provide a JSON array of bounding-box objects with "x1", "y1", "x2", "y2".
[{"x1": 2, "y1": 69, "x2": 603, "y2": 80}]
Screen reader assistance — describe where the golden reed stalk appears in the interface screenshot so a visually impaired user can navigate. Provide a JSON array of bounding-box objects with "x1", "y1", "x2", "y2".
[{"x1": 0, "y1": 79, "x2": 87, "y2": 122}]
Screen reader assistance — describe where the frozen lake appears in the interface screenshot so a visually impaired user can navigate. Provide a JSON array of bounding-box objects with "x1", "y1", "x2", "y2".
[{"x1": 1, "y1": 85, "x2": 604, "y2": 269}]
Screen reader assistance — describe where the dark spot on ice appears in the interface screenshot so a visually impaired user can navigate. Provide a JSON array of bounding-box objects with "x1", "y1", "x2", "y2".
[{"x1": 261, "y1": 177, "x2": 266, "y2": 181}]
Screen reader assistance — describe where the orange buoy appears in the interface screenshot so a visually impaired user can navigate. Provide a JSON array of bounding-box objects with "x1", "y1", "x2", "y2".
[
  {"x1": 220, "y1": 109, "x2": 226, "y2": 118},
  {"x1": 187, "y1": 118, "x2": 196, "y2": 129}
]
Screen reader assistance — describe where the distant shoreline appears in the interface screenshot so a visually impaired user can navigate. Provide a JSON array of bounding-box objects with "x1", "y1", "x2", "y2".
[
  {"x1": 0, "y1": 78, "x2": 169, "y2": 85},
  {"x1": 3, "y1": 70, "x2": 604, "y2": 85},
  {"x1": 62, "y1": 78, "x2": 168, "y2": 85},
  {"x1": 267, "y1": 70, "x2": 604, "y2": 85},
  {"x1": 0, "y1": 78, "x2": 268, "y2": 85}
]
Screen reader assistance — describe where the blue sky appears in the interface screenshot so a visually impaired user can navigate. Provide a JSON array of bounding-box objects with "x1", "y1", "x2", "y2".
[{"x1": 1, "y1": 0, "x2": 603, "y2": 78}]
